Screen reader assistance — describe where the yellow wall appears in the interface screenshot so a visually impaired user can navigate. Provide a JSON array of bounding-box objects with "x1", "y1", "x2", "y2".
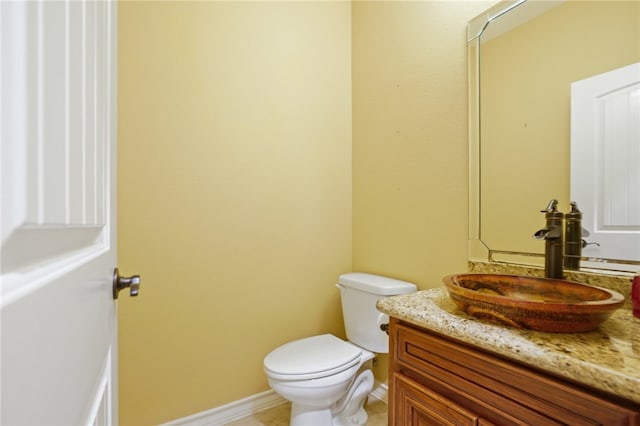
[
  {"x1": 352, "y1": 0, "x2": 491, "y2": 289},
  {"x1": 119, "y1": 0, "x2": 492, "y2": 424},
  {"x1": 118, "y1": 2, "x2": 352, "y2": 424},
  {"x1": 351, "y1": 0, "x2": 492, "y2": 382}
]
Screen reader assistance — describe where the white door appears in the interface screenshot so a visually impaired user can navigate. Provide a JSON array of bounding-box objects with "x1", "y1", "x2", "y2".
[
  {"x1": 1, "y1": 1, "x2": 133, "y2": 424},
  {"x1": 571, "y1": 62, "x2": 640, "y2": 265}
]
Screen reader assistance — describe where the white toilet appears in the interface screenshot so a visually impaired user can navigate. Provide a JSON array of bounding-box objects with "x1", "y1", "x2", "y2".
[{"x1": 263, "y1": 272, "x2": 416, "y2": 426}]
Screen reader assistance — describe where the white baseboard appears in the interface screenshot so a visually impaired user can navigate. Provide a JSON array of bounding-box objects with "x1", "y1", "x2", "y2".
[
  {"x1": 162, "y1": 381, "x2": 388, "y2": 426},
  {"x1": 368, "y1": 381, "x2": 388, "y2": 404},
  {"x1": 161, "y1": 390, "x2": 286, "y2": 426}
]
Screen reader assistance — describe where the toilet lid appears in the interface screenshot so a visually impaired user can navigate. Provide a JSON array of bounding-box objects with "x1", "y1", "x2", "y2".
[{"x1": 264, "y1": 334, "x2": 362, "y2": 380}]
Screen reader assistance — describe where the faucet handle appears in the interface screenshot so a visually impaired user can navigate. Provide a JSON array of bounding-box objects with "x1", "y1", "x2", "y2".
[
  {"x1": 569, "y1": 201, "x2": 582, "y2": 214},
  {"x1": 541, "y1": 199, "x2": 559, "y2": 213}
]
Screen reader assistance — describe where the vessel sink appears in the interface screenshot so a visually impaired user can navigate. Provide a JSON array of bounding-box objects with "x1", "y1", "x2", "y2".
[{"x1": 443, "y1": 274, "x2": 624, "y2": 333}]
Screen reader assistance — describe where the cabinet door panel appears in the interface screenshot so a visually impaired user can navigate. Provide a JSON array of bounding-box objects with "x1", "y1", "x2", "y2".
[{"x1": 393, "y1": 373, "x2": 478, "y2": 426}]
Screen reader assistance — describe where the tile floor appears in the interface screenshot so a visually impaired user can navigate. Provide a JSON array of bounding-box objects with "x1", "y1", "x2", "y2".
[{"x1": 225, "y1": 398, "x2": 388, "y2": 426}]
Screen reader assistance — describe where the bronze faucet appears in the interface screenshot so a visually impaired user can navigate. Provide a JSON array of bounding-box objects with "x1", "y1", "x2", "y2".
[
  {"x1": 564, "y1": 202, "x2": 582, "y2": 270},
  {"x1": 533, "y1": 199, "x2": 564, "y2": 279}
]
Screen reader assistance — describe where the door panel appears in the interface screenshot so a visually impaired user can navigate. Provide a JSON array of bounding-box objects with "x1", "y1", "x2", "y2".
[
  {"x1": 571, "y1": 62, "x2": 640, "y2": 265},
  {"x1": 1, "y1": 0, "x2": 118, "y2": 424}
]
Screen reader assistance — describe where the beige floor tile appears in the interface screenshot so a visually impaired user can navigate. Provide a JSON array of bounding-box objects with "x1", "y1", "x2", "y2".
[{"x1": 225, "y1": 398, "x2": 387, "y2": 425}]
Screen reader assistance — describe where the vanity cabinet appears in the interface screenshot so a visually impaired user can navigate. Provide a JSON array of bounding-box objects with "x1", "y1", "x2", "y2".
[{"x1": 388, "y1": 318, "x2": 640, "y2": 426}]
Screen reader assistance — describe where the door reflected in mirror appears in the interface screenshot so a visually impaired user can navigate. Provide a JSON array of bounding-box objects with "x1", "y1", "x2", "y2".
[{"x1": 571, "y1": 63, "x2": 640, "y2": 266}]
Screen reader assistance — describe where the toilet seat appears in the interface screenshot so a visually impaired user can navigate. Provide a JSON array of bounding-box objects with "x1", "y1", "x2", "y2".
[{"x1": 264, "y1": 334, "x2": 362, "y2": 381}]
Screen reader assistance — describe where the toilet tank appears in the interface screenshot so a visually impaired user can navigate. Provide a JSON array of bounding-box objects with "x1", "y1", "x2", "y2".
[{"x1": 337, "y1": 272, "x2": 416, "y2": 354}]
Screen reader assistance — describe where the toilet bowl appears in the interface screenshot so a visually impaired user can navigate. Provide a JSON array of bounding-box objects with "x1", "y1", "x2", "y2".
[
  {"x1": 263, "y1": 273, "x2": 417, "y2": 426},
  {"x1": 264, "y1": 334, "x2": 374, "y2": 426}
]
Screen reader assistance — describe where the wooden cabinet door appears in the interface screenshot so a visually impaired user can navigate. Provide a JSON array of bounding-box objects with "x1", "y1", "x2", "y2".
[{"x1": 393, "y1": 373, "x2": 479, "y2": 426}]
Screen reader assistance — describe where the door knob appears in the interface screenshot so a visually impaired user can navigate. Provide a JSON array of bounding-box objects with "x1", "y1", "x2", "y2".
[{"x1": 113, "y1": 268, "x2": 141, "y2": 299}]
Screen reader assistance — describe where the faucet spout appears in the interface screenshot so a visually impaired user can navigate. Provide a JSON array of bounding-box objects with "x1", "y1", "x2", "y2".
[{"x1": 533, "y1": 226, "x2": 562, "y2": 240}]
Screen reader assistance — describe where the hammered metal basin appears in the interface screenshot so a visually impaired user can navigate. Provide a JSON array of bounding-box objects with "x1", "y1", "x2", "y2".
[{"x1": 443, "y1": 274, "x2": 624, "y2": 333}]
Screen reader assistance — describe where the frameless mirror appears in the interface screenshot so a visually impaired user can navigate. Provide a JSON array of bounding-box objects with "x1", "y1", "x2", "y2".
[{"x1": 468, "y1": 0, "x2": 640, "y2": 273}]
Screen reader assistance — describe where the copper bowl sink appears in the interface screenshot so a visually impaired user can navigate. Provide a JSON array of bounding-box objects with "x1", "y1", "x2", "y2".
[{"x1": 443, "y1": 274, "x2": 624, "y2": 333}]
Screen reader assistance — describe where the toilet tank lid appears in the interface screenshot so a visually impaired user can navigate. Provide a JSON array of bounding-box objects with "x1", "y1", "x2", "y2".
[{"x1": 338, "y1": 272, "x2": 416, "y2": 295}]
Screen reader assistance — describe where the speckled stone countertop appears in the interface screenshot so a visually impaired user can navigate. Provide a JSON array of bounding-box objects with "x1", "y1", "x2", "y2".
[{"x1": 377, "y1": 287, "x2": 640, "y2": 404}]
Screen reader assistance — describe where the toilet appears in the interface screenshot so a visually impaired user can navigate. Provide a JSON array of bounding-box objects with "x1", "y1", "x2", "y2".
[{"x1": 263, "y1": 272, "x2": 417, "y2": 426}]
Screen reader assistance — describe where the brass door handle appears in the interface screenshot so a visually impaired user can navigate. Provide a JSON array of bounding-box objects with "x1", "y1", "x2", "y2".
[{"x1": 113, "y1": 268, "x2": 141, "y2": 299}]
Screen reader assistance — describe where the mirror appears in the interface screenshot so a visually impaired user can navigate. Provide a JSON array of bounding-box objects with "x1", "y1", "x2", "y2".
[{"x1": 468, "y1": 0, "x2": 640, "y2": 272}]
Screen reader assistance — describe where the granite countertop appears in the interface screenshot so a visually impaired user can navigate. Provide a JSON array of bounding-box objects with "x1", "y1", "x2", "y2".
[{"x1": 376, "y1": 287, "x2": 640, "y2": 404}]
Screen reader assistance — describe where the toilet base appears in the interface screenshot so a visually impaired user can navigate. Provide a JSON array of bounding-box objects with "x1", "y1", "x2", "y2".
[
  {"x1": 333, "y1": 407, "x2": 368, "y2": 426},
  {"x1": 290, "y1": 405, "x2": 368, "y2": 426},
  {"x1": 290, "y1": 404, "x2": 333, "y2": 426},
  {"x1": 332, "y1": 368, "x2": 373, "y2": 426}
]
